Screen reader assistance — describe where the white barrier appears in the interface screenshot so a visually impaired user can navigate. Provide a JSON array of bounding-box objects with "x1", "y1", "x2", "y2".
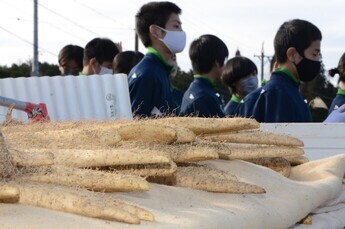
[
  {"x1": 0, "y1": 74, "x2": 133, "y2": 122},
  {"x1": 260, "y1": 123, "x2": 345, "y2": 160}
]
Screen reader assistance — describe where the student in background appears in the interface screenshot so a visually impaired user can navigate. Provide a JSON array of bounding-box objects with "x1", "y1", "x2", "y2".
[
  {"x1": 179, "y1": 34, "x2": 228, "y2": 117},
  {"x1": 238, "y1": 55, "x2": 276, "y2": 118},
  {"x1": 252, "y1": 19, "x2": 322, "y2": 122},
  {"x1": 113, "y1": 51, "x2": 144, "y2": 75},
  {"x1": 81, "y1": 38, "x2": 119, "y2": 75},
  {"x1": 58, "y1": 44, "x2": 84, "y2": 76},
  {"x1": 128, "y1": 1, "x2": 186, "y2": 117},
  {"x1": 328, "y1": 52, "x2": 345, "y2": 114},
  {"x1": 221, "y1": 56, "x2": 258, "y2": 116}
]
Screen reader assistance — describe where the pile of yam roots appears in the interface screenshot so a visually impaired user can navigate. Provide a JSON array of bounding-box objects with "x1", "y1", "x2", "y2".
[{"x1": 0, "y1": 117, "x2": 308, "y2": 224}]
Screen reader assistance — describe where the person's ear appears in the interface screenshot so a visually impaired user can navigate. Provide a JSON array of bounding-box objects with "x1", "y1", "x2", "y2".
[
  {"x1": 213, "y1": 60, "x2": 221, "y2": 68},
  {"x1": 286, "y1": 47, "x2": 300, "y2": 63},
  {"x1": 89, "y1": 57, "x2": 98, "y2": 67},
  {"x1": 149, "y1": 25, "x2": 163, "y2": 39}
]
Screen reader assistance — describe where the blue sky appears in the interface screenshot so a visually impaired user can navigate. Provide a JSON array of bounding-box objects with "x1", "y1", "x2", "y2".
[{"x1": 1, "y1": 0, "x2": 344, "y2": 84}]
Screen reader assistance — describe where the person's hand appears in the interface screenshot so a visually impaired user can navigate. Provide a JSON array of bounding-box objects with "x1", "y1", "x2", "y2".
[{"x1": 323, "y1": 104, "x2": 345, "y2": 123}]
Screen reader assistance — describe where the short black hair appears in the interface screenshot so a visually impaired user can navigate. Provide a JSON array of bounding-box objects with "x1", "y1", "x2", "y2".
[
  {"x1": 221, "y1": 56, "x2": 257, "y2": 91},
  {"x1": 113, "y1": 51, "x2": 144, "y2": 75},
  {"x1": 83, "y1": 38, "x2": 119, "y2": 66},
  {"x1": 58, "y1": 44, "x2": 84, "y2": 70},
  {"x1": 274, "y1": 19, "x2": 322, "y2": 63},
  {"x1": 189, "y1": 34, "x2": 229, "y2": 74},
  {"x1": 136, "y1": 1, "x2": 181, "y2": 47},
  {"x1": 270, "y1": 54, "x2": 276, "y2": 73}
]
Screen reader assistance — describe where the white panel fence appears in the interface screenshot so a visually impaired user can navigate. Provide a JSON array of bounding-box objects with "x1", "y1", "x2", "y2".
[
  {"x1": 0, "y1": 74, "x2": 133, "y2": 123},
  {"x1": 261, "y1": 123, "x2": 345, "y2": 160}
]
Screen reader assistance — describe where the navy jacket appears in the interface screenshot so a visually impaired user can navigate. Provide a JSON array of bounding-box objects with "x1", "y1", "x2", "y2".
[
  {"x1": 128, "y1": 52, "x2": 175, "y2": 117},
  {"x1": 179, "y1": 77, "x2": 224, "y2": 117},
  {"x1": 171, "y1": 86, "x2": 184, "y2": 111},
  {"x1": 329, "y1": 89, "x2": 345, "y2": 114},
  {"x1": 252, "y1": 69, "x2": 311, "y2": 122},
  {"x1": 238, "y1": 87, "x2": 262, "y2": 118},
  {"x1": 224, "y1": 95, "x2": 240, "y2": 117}
]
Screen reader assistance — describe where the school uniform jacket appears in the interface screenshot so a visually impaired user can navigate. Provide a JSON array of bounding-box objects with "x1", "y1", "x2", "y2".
[
  {"x1": 179, "y1": 77, "x2": 224, "y2": 117},
  {"x1": 252, "y1": 69, "x2": 311, "y2": 122},
  {"x1": 238, "y1": 87, "x2": 262, "y2": 118},
  {"x1": 224, "y1": 94, "x2": 240, "y2": 117},
  {"x1": 128, "y1": 52, "x2": 175, "y2": 117},
  {"x1": 328, "y1": 89, "x2": 345, "y2": 114}
]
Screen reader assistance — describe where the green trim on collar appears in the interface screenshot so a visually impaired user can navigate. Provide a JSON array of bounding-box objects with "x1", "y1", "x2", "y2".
[
  {"x1": 337, "y1": 88, "x2": 345, "y2": 96},
  {"x1": 261, "y1": 78, "x2": 267, "y2": 86},
  {"x1": 193, "y1": 75, "x2": 216, "y2": 87},
  {"x1": 230, "y1": 94, "x2": 241, "y2": 103},
  {"x1": 274, "y1": 67, "x2": 300, "y2": 85},
  {"x1": 170, "y1": 83, "x2": 178, "y2": 91},
  {"x1": 146, "y1": 47, "x2": 173, "y2": 72}
]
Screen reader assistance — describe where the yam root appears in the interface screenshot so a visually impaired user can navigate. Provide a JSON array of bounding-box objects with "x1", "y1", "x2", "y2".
[
  {"x1": 149, "y1": 164, "x2": 265, "y2": 194},
  {"x1": 150, "y1": 117, "x2": 260, "y2": 135},
  {"x1": 12, "y1": 148, "x2": 171, "y2": 168},
  {"x1": 17, "y1": 166, "x2": 149, "y2": 192},
  {"x1": 116, "y1": 123, "x2": 177, "y2": 144},
  {"x1": 245, "y1": 157, "x2": 291, "y2": 177},
  {"x1": 208, "y1": 142, "x2": 304, "y2": 160},
  {"x1": 0, "y1": 182, "x2": 20, "y2": 203},
  {"x1": 3, "y1": 128, "x2": 121, "y2": 150},
  {"x1": 16, "y1": 181, "x2": 148, "y2": 224},
  {"x1": 202, "y1": 129, "x2": 304, "y2": 147},
  {"x1": 285, "y1": 155, "x2": 309, "y2": 166},
  {"x1": 108, "y1": 161, "x2": 177, "y2": 177},
  {"x1": 8, "y1": 148, "x2": 54, "y2": 167}
]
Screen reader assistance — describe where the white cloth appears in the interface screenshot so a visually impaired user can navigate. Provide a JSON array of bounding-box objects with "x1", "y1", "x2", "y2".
[
  {"x1": 293, "y1": 180, "x2": 345, "y2": 229},
  {"x1": 1, "y1": 155, "x2": 345, "y2": 229}
]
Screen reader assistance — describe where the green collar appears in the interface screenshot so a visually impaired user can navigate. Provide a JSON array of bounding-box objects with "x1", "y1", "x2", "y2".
[
  {"x1": 261, "y1": 78, "x2": 267, "y2": 86},
  {"x1": 337, "y1": 88, "x2": 345, "y2": 96},
  {"x1": 147, "y1": 47, "x2": 173, "y2": 72},
  {"x1": 193, "y1": 75, "x2": 216, "y2": 87},
  {"x1": 230, "y1": 94, "x2": 241, "y2": 103},
  {"x1": 170, "y1": 83, "x2": 178, "y2": 91},
  {"x1": 274, "y1": 67, "x2": 300, "y2": 85}
]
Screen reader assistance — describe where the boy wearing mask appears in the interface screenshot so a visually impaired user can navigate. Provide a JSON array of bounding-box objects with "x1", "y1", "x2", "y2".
[
  {"x1": 252, "y1": 19, "x2": 322, "y2": 122},
  {"x1": 128, "y1": 1, "x2": 186, "y2": 117},
  {"x1": 179, "y1": 34, "x2": 228, "y2": 117},
  {"x1": 82, "y1": 38, "x2": 119, "y2": 75},
  {"x1": 221, "y1": 56, "x2": 258, "y2": 117}
]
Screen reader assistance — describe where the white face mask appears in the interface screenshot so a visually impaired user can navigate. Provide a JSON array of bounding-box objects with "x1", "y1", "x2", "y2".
[
  {"x1": 99, "y1": 66, "x2": 113, "y2": 75},
  {"x1": 156, "y1": 26, "x2": 186, "y2": 53}
]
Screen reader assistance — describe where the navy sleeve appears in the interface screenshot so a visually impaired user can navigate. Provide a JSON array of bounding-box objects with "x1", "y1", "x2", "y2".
[
  {"x1": 129, "y1": 72, "x2": 160, "y2": 117},
  {"x1": 238, "y1": 89, "x2": 261, "y2": 118},
  {"x1": 180, "y1": 96, "x2": 224, "y2": 118},
  {"x1": 329, "y1": 95, "x2": 345, "y2": 114},
  {"x1": 252, "y1": 89, "x2": 296, "y2": 122},
  {"x1": 224, "y1": 101, "x2": 240, "y2": 117},
  {"x1": 239, "y1": 97, "x2": 257, "y2": 118}
]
